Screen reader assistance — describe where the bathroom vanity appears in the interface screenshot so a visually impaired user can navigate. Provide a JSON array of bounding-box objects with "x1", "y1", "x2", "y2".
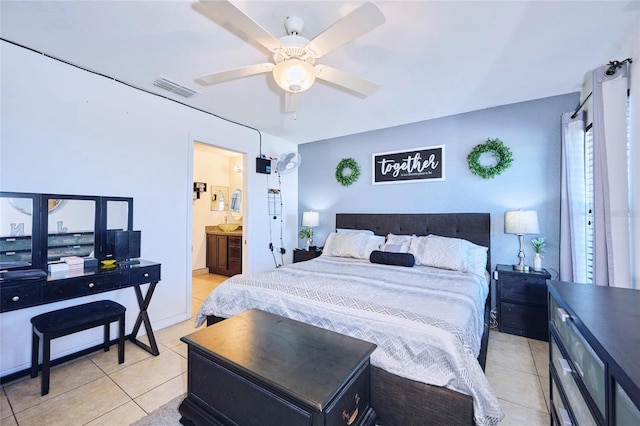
[{"x1": 206, "y1": 226, "x2": 242, "y2": 276}]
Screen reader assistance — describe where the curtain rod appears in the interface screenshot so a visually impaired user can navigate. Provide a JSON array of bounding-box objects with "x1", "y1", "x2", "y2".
[
  {"x1": 571, "y1": 57, "x2": 633, "y2": 119},
  {"x1": 606, "y1": 58, "x2": 632, "y2": 76},
  {"x1": 571, "y1": 92, "x2": 592, "y2": 119}
]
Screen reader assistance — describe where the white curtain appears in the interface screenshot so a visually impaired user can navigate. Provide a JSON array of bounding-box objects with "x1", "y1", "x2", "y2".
[
  {"x1": 591, "y1": 63, "x2": 631, "y2": 287},
  {"x1": 560, "y1": 111, "x2": 587, "y2": 282}
]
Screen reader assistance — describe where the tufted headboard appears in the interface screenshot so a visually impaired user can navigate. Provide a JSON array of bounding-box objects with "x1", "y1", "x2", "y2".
[{"x1": 335, "y1": 213, "x2": 491, "y2": 272}]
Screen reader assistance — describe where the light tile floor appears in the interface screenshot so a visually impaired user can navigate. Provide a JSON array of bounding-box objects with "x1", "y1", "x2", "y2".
[
  {"x1": 1, "y1": 274, "x2": 550, "y2": 425},
  {"x1": 0, "y1": 273, "x2": 225, "y2": 426}
]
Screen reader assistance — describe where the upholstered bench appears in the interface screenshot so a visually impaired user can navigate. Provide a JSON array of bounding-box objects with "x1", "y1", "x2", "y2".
[{"x1": 30, "y1": 300, "x2": 126, "y2": 395}]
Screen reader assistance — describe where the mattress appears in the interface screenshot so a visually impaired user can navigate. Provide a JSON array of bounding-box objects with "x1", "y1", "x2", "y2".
[{"x1": 195, "y1": 255, "x2": 503, "y2": 425}]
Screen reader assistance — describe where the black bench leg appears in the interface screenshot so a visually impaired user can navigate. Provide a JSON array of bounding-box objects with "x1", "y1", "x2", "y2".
[
  {"x1": 103, "y1": 323, "x2": 110, "y2": 352},
  {"x1": 42, "y1": 336, "x2": 51, "y2": 396},
  {"x1": 31, "y1": 329, "x2": 39, "y2": 379},
  {"x1": 118, "y1": 313, "x2": 125, "y2": 364}
]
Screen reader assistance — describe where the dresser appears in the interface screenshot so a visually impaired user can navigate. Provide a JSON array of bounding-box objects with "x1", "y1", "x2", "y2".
[
  {"x1": 495, "y1": 264, "x2": 551, "y2": 341},
  {"x1": 179, "y1": 309, "x2": 378, "y2": 426},
  {"x1": 548, "y1": 280, "x2": 640, "y2": 426}
]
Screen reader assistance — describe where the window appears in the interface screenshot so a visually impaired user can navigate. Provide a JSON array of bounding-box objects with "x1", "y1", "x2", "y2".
[{"x1": 584, "y1": 126, "x2": 594, "y2": 284}]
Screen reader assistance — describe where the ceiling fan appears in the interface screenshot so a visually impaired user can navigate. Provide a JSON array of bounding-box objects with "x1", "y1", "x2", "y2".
[{"x1": 195, "y1": 0, "x2": 386, "y2": 105}]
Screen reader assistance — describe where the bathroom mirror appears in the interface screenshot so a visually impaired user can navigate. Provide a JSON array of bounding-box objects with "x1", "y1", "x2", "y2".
[
  {"x1": 230, "y1": 189, "x2": 242, "y2": 212},
  {"x1": 45, "y1": 196, "x2": 97, "y2": 263},
  {"x1": 0, "y1": 192, "x2": 39, "y2": 269},
  {"x1": 211, "y1": 186, "x2": 229, "y2": 211}
]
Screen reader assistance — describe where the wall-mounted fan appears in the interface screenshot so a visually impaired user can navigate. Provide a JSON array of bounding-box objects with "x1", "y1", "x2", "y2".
[
  {"x1": 275, "y1": 152, "x2": 302, "y2": 175},
  {"x1": 196, "y1": 0, "x2": 385, "y2": 102}
]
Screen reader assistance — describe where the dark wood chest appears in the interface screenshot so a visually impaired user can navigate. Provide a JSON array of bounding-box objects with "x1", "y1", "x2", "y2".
[{"x1": 179, "y1": 309, "x2": 377, "y2": 426}]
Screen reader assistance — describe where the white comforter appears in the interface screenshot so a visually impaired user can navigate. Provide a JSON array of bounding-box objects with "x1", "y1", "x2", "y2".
[{"x1": 195, "y1": 256, "x2": 504, "y2": 426}]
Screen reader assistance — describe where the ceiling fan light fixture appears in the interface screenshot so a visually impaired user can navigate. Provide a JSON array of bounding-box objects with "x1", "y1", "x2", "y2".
[{"x1": 273, "y1": 59, "x2": 316, "y2": 93}]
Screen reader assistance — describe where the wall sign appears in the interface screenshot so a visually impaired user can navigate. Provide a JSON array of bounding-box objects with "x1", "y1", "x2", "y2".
[{"x1": 372, "y1": 145, "x2": 445, "y2": 185}]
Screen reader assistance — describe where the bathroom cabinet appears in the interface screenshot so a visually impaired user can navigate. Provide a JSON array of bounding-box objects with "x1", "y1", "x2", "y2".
[{"x1": 206, "y1": 231, "x2": 242, "y2": 276}]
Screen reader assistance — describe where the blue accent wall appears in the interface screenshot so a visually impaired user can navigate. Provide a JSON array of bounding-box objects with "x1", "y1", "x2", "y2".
[{"x1": 299, "y1": 93, "x2": 579, "y2": 283}]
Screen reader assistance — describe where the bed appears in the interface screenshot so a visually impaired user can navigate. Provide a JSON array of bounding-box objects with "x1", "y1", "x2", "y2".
[{"x1": 195, "y1": 213, "x2": 504, "y2": 426}]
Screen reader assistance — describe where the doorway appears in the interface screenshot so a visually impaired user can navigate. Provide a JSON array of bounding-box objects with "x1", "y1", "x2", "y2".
[{"x1": 191, "y1": 142, "x2": 244, "y2": 318}]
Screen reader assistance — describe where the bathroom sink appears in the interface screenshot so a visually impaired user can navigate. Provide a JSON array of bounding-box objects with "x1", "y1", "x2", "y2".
[{"x1": 218, "y1": 223, "x2": 240, "y2": 232}]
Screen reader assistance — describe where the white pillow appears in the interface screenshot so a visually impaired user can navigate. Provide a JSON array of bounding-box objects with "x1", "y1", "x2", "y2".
[
  {"x1": 323, "y1": 232, "x2": 370, "y2": 258},
  {"x1": 409, "y1": 235, "x2": 488, "y2": 274},
  {"x1": 364, "y1": 235, "x2": 386, "y2": 258},
  {"x1": 409, "y1": 235, "x2": 467, "y2": 271},
  {"x1": 385, "y1": 233, "x2": 415, "y2": 251},
  {"x1": 336, "y1": 228, "x2": 374, "y2": 235},
  {"x1": 465, "y1": 243, "x2": 488, "y2": 276},
  {"x1": 381, "y1": 243, "x2": 409, "y2": 253}
]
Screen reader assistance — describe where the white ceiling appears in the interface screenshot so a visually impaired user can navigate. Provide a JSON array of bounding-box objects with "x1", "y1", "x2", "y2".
[{"x1": 1, "y1": 1, "x2": 638, "y2": 144}]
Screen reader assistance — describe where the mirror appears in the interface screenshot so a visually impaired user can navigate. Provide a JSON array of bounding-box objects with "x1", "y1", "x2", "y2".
[
  {"x1": 0, "y1": 193, "x2": 37, "y2": 269},
  {"x1": 1, "y1": 193, "x2": 135, "y2": 270},
  {"x1": 102, "y1": 198, "x2": 133, "y2": 260},
  {"x1": 8, "y1": 197, "x2": 65, "y2": 215},
  {"x1": 230, "y1": 189, "x2": 242, "y2": 212},
  {"x1": 46, "y1": 197, "x2": 96, "y2": 263},
  {"x1": 210, "y1": 186, "x2": 229, "y2": 211},
  {"x1": 106, "y1": 200, "x2": 130, "y2": 231}
]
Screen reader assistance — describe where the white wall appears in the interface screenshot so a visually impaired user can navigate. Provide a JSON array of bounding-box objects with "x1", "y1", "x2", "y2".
[{"x1": 0, "y1": 41, "x2": 297, "y2": 376}]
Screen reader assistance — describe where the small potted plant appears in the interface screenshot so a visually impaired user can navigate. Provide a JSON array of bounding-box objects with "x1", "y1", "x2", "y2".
[
  {"x1": 531, "y1": 237, "x2": 546, "y2": 271},
  {"x1": 299, "y1": 228, "x2": 313, "y2": 251}
]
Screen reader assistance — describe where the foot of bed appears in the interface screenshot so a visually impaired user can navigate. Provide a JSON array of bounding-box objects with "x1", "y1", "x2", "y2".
[{"x1": 370, "y1": 366, "x2": 474, "y2": 426}]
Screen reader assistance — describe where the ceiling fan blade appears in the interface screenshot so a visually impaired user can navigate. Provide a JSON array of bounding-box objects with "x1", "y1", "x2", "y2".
[
  {"x1": 315, "y1": 65, "x2": 380, "y2": 97},
  {"x1": 198, "y1": 0, "x2": 282, "y2": 52},
  {"x1": 196, "y1": 63, "x2": 274, "y2": 85},
  {"x1": 307, "y1": 2, "x2": 385, "y2": 58}
]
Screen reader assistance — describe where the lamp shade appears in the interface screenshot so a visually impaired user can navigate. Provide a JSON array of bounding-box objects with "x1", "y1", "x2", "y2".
[
  {"x1": 273, "y1": 59, "x2": 316, "y2": 93},
  {"x1": 504, "y1": 210, "x2": 539, "y2": 234},
  {"x1": 302, "y1": 211, "x2": 319, "y2": 227}
]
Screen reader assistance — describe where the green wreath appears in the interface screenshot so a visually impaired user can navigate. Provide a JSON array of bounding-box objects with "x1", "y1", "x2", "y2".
[
  {"x1": 467, "y1": 138, "x2": 513, "y2": 179},
  {"x1": 335, "y1": 157, "x2": 361, "y2": 186}
]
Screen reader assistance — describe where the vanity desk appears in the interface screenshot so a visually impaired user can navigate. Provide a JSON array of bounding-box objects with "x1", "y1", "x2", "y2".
[
  {"x1": 45, "y1": 260, "x2": 162, "y2": 355},
  {"x1": 1, "y1": 192, "x2": 162, "y2": 382}
]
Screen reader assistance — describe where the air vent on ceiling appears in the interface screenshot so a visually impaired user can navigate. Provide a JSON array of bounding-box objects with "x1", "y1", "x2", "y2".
[{"x1": 153, "y1": 77, "x2": 198, "y2": 98}]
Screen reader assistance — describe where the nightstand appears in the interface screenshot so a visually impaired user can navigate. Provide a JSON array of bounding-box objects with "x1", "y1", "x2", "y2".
[
  {"x1": 293, "y1": 248, "x2": 322, "y2": 263},
  {"x1": 495, "y1": 264, "x2": 551, "y2": 341}
]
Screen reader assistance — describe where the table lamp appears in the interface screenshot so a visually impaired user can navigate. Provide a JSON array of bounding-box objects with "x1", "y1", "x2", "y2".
[{"x1": 504, "y1": 209, "x2": 539, "y2": 271}]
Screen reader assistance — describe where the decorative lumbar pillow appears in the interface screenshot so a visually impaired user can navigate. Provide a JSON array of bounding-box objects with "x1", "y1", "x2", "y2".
[
  {"x1": 323, "y1": 232, "x2": 370, "y2": 258},
  {"x1": 370, "y1": 250, "x2": 415, "y2": 267}
]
